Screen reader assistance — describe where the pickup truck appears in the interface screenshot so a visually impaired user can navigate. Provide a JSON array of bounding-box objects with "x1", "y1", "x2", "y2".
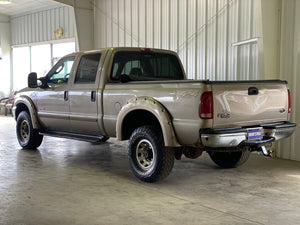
[{"x1": 13, "y1": 47, "x2": 296, "y2": 182}]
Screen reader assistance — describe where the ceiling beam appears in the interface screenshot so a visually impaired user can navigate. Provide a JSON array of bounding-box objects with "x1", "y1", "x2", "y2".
[{"x1": 53, "y1": 0, "x2": 74, "y2": 7}]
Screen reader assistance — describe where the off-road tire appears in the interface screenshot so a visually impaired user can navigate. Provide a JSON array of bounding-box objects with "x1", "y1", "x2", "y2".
[
  {"x1": 16, "y1": 111, "x2": 43, "y2": 149},
  {"x1": 128, "y1": 126, "x2": 174, "y2": 182},
  {"x1": 208, "y1": 149, "x2": 250, "y2": 168}
]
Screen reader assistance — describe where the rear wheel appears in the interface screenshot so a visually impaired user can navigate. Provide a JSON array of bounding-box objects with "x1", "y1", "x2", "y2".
[
  {"x1": 208, "y1": 149, "x2": 250, "y2": 168},
  {"x1": 128, "y1": 126, "x2": 174, "y2": 182},
  {"x1": 16, "y1": 111, "x2": 43, "y2": 149}
]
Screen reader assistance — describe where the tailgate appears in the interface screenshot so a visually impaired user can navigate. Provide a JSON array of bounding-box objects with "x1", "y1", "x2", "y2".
[{"x1": 212, "y1": 80, "x2": 289, "y2": 128}]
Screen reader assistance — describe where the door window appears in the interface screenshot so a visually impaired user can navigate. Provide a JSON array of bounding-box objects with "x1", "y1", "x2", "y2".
[
  {"x1": 75, "y1": 53, "x2": 101, "y2": 83},
  {"x1": 47, "y1": 56, "x2": 75, "y2": 86}
]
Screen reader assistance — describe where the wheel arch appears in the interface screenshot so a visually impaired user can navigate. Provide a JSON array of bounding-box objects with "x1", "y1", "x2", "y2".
[
  {"x1": 14, "y1": 96, "x2": 41, "y2": 130},
  {"x1": 116, "y1": 97, "x2": 180, "y2": 147}
]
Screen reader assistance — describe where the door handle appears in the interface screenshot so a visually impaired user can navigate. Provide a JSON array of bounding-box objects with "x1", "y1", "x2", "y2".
[
  {"x1": 64, "y1": 91, "x2": 69, "y2": 101},
  {"x1": 91, "y1": 91, "x2": 96, "y2": 102},
  {"x1": 248, "y1": 87, "x2": 259, "y2": 95}
]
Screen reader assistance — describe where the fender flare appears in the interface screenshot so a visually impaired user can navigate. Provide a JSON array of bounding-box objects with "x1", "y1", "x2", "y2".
[
  {"x1": 14, "y1": 96, "x2": 41, "y2": 130},
  {"x1": 116, "y1": 97, "x2": 180, "y2": 147}
]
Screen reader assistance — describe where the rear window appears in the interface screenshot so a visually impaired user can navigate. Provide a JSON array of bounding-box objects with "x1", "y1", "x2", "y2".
[{"x1": 111, "y1": 51, "x2": 184, "y2": 82}]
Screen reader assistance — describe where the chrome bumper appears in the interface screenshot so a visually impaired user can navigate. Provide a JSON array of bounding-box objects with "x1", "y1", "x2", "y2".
[{"x1": 200, "y1": 122, "x2": 296, "y2": 148}]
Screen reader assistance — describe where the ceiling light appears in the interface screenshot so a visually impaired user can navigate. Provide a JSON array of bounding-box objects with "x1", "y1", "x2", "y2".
[{"x1": 0, "y1": 0, "x2": 11, "y2": 4}]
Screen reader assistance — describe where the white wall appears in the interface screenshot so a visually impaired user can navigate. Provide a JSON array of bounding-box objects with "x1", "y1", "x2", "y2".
[
  {"x1": 94, "y1": 0, "x2": 259, "y2": 81},
  {"x1": 277, "y1": 0, "x2": 300, "y2": 161},
  {"x1": 0, "y1": 13, "x2": 11, "y2": 97},
  {"x1": 11, "y1": 6, "x2": 75, "y2": 46},
  {"x1": 259, "y1": 0, "x2": 281, "y2": 80}
]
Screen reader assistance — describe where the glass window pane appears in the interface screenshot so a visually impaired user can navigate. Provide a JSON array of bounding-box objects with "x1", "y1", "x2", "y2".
[
  {"x1": 52, "y1": 42, "x2": 75, "y2": 65},
  {"x1": 0, "y1": 47, "x2": 10, "y2": 96},
  {"x1": 13, "y1": 47, "x2": 30, "y2": 91},
  {"x1": 111, "y1": 52, "x2": 184, "y2": 81},
  {"x1": 75, "y1": 53, "x2": 101, "y2": 83},
  {"x1": 31, "y1": 44, "x2": 51, "y2": 77},
  {"x1": 47, "y1": 56, "x2": 75, "y2": 86}
]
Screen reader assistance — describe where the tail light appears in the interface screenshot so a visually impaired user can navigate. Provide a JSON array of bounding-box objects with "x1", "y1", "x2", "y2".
[
  {"x1": 199, "y1": 91, "x2": 213, "y2": 119},
  {"x1": 288, "y1": 89, "x2": 291, "y2": 113}
]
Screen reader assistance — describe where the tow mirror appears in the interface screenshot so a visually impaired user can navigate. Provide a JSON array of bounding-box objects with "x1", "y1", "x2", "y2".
[{"x1": 28, "y1": 72, "x2": 37, "y2": 88}]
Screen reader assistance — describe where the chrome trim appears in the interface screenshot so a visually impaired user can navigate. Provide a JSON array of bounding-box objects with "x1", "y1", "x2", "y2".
[
  {"x1": 264, "y1": 126, "x2": 296, "y2": 141},
  {"x1": 201, "y1": 124, "x2": 296, "y2": 148},
  {"x1": 201, "y1": 132, "x2": 247, "y2": 147}
]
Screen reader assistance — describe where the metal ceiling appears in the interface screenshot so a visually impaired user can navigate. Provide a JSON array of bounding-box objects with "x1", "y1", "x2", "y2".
[{"x1": 0, "y1": 0, "x2": 65, "y2": 16}]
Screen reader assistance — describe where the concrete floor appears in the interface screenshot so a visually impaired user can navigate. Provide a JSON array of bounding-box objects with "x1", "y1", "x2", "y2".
[{"x1": 1, "y1": 115, "x2": 300, "y2": 225}]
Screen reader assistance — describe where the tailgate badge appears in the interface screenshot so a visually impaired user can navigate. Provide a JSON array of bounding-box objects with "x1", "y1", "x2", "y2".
[
  {"x1": 279, "y1": 108, "x2": 286, "y2": 113},
  {"x1": 217, "y1": 112, "x2": 230, "y2": 119}
]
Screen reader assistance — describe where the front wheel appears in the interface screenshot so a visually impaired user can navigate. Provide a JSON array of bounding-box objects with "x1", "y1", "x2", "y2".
[
  {"x1": 208, "y1": 149, "x2": 250, "y2": 168},
  {"x1": 128, "y1": 126, "x2": 174, "y2": 182},
  {"x1": 16, "y1": 111, "x2": 43, "y2": 149}
]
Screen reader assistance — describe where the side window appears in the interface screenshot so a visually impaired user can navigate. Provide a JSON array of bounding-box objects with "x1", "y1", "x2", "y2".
[
  {"x1": 48, "y1": 56, "x2": 75, "y2": 86},
  {"x1": 75, "y1": 53, "x2": 101, "y2": 83}
]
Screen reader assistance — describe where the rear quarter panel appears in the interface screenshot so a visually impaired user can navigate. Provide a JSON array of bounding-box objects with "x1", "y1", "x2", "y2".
[{"x1": 102, "y1": 81, "x2": 211, "y2": 146}]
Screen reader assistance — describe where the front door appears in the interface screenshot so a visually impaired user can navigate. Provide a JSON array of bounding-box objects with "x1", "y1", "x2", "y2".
[{"x1": 36, "y1": 56, "x2": 75, "y2": 131}]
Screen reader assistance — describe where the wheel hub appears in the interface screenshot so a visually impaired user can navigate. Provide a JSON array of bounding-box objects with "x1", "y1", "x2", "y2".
[
  {"x1": 136, "y1": 139, "x2": 156, "y2": 170},
  {"x1": 20, "y1": 120, "x2": 29, "y2": 141}
]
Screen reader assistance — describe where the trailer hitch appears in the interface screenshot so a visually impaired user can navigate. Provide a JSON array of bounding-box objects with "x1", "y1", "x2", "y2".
[{"x1": 260, "y1": 145, "x2": 272, "y2": 157}]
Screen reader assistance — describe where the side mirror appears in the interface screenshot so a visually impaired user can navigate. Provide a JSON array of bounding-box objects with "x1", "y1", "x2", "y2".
[{"x1": 28, "y1": 72, "x2": 37, "y2": 88}]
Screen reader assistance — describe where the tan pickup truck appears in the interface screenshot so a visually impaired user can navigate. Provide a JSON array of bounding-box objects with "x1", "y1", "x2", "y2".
[{"x1": 13, "y1": 47, "x2": 296, "y2": 182}]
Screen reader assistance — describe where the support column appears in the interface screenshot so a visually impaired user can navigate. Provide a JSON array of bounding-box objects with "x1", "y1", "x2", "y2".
[
  {"x1": 256, "y1": 0, "x2": 281, "y2": 80},
  {"x1": 73, "y1": 0, "x2": 94, "y2": 51}
]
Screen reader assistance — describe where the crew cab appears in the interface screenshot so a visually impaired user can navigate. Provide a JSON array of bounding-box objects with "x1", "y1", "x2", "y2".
[{"x1": 13, "y1": 47, "x2": 296, "y2": 182}]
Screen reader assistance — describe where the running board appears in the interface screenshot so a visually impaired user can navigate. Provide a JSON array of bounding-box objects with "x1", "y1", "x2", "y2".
[{"x1": 39, "y1": 130, "x2": 108, "y2": 143}]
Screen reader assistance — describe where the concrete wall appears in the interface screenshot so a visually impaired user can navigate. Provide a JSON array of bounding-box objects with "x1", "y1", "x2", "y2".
[{"x1": 0, "y1": 13, "x2": 11, "y2": 97}]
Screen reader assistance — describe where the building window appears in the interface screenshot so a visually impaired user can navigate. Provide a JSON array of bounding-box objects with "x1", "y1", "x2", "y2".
[
  {"x1": 31, "y1": 44, "x2": 51, "y2": 77},
  {"x1": 52, "y1": 42, "x2": 76, "y2": 65},
  {"x1": 13, "y1": 47, "x2": 30, "y2": 91},
  {"x1": 12, "y1": 41, "x2": 75, "y2": 91}
]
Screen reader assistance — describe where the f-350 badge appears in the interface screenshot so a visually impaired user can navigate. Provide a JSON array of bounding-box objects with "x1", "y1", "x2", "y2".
[{"x1": 217, "y1": 112, "x2": 231, "y2": 119}]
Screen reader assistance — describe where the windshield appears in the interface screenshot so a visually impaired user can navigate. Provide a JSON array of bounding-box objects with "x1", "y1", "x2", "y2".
[{"x1": 111, "y1": 51, "x2": 185, "y2": 82}]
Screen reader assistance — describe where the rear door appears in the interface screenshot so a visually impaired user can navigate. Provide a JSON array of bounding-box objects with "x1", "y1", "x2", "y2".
[
  {"x1": 212, "y1": 81, "x2": 289, "y2": 128},
  {"x1": 68, "y1": 51, "x2": 105, "y2": 135}
]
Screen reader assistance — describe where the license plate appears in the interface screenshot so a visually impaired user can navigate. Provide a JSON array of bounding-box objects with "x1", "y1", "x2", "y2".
[{"x1": 247, "y1": 127, "x2": 263, "y2": 141}]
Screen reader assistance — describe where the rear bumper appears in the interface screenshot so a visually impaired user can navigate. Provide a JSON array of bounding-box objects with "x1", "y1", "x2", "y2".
[{"x1": 200, "y1": 122, "x2": 296, "y2": 148}]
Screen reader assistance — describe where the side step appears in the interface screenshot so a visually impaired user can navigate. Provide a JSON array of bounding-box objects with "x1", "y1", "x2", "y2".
[{"x1": 39, "y1": 130, "x2": 109, "y2": 143}]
